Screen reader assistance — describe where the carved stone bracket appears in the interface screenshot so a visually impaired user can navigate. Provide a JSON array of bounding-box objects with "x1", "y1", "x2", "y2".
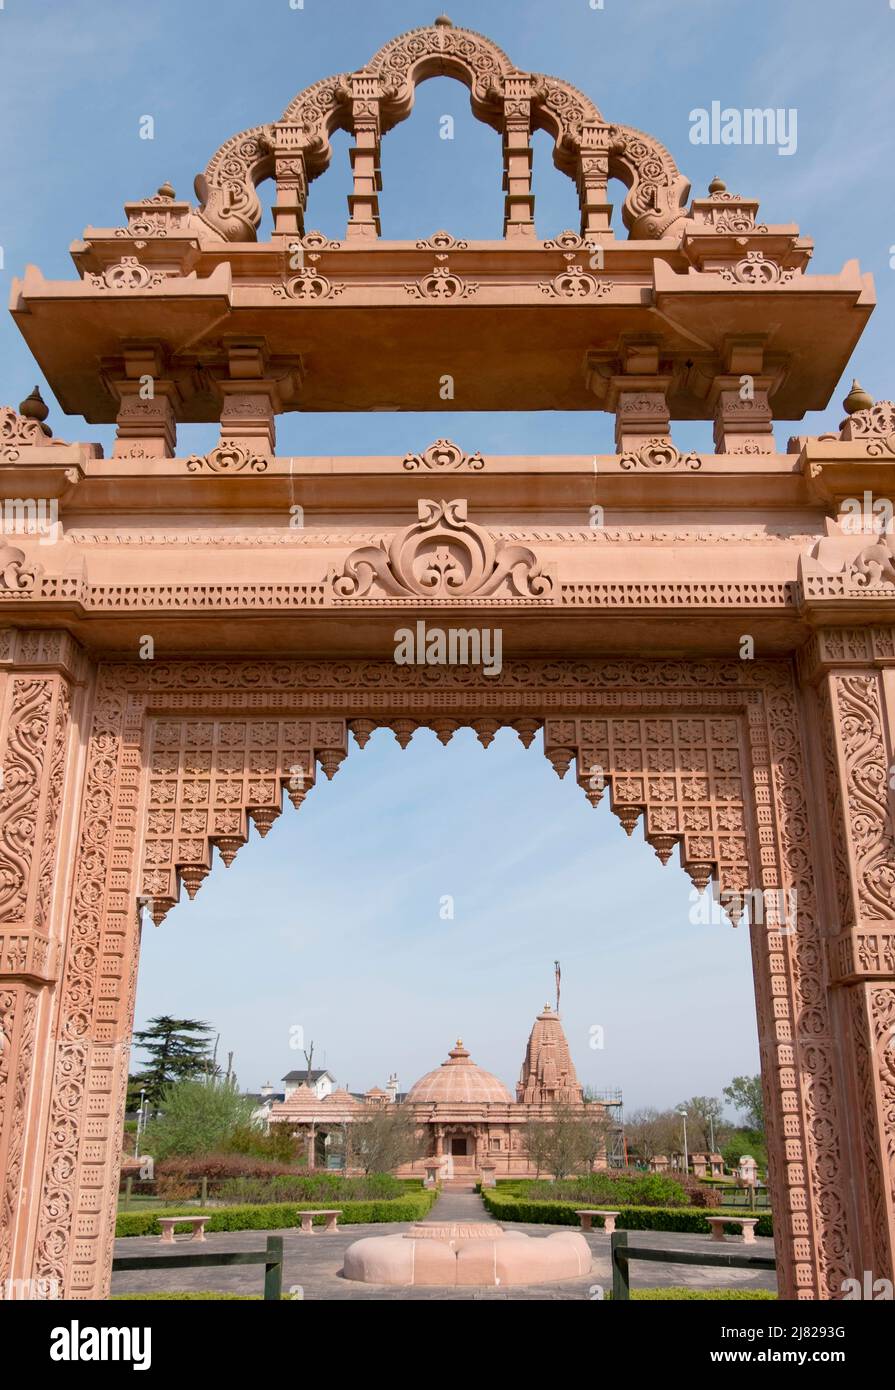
[
  {"x1": 0, "y1": 545, "x2": 41, "y2": 597},
  {"x1": 0, "y1": 405, "x2": 65, "y2": 463}
]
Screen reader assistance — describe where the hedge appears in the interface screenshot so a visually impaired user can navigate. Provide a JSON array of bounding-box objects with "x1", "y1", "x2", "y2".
[
  {"x1": 481, "y1": 1189, "x2": 772, "y2": 1238},
  {"x1": 623, "y1": 1288, "x2": 776, "y2": 1301},
  {"x1": 116, "y1": 1190, "x2": 436, "y2": 1238}
]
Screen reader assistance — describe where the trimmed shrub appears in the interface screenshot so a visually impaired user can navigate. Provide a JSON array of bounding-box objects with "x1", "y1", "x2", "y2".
[
  {"x1": 526, "y1": 1172, "x2": 699, "y2": 1209},
  {"x1": 624, "y1": 1288, "x2": 776, "y2": 1301},
  {"x1": 151, "y1": 1153, "x2": 301, "y2": 1181},
  {"x1": 115, "y1": 1190, "x2": 436, "y2": 1238},
  {"x1": 481, "y1": 1188, "x2": 772, "y2": 1238},
  {"x1": 213, "y1": 1172, "x2": 406, "y2": 1205},
  {"x1": 507, "y1": 1171, "x2": 714, "y2": 1210}
]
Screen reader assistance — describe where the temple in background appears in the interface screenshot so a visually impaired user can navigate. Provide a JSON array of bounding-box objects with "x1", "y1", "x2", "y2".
[{"x1": 266, "y1": 1004, "x2": 623, "y2": 1178}]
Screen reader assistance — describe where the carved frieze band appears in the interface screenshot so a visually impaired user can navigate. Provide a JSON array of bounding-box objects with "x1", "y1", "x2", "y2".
[{"x1": 24, "y1": 575, "x2": 794, "y2": 611}]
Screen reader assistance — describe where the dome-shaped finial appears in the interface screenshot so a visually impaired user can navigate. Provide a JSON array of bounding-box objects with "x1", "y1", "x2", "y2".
[
  {"x1": 708, "y1": 175, "x2": 726, "y2": 195},
  {"x1": 20, "y1": 385, "x2": 49, "y2": 424},
  {"x1": 843, "y1": 379, "x2": 873, "y2": 415},
  {"x1": 435, "y1": 14, "x2": 453, "y2": 26},
  {"x1": 157, "y1": 181, "x2": 176, "y2": 200}
]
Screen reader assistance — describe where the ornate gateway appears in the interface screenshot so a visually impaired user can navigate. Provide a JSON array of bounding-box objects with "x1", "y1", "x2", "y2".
[{"x1": 0, "y1": 19, "x2": 892, "y2": 1300}]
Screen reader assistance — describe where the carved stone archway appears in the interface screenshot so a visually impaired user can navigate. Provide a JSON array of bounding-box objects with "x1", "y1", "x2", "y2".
[
  {"x1": 0, "y1": 18, "x2": 893, "y2": 1302},
  {"x1": 196, "y1": 16, "x2": 691, "y2": 243}
]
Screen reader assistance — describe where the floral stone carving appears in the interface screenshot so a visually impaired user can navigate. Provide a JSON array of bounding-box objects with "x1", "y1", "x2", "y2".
[
  {"x1": 402, "y1": 440, "x2": 485, "y2": 472},
  {"x1": 327, "y1": 499, "x2": 555, "y2": 600}
]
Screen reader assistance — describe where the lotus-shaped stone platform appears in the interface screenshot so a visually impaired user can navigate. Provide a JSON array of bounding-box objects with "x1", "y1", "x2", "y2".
[{"x1": 342, "y1": 1221, "x2": 592, "y2": 1287}]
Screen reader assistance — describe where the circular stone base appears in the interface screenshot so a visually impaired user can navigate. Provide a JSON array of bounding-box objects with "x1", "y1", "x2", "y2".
[{"x1": 342, "y1": 1221, "x2": 592, "y2": 1287}]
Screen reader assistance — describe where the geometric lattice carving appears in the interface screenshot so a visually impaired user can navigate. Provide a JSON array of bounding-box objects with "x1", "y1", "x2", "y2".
[
  {"x1": 544, "y1": 714, "x2": 751, "y2": 921},
  {"x1": 140, "y1": 716, "x2": 348, "y2": 923}
]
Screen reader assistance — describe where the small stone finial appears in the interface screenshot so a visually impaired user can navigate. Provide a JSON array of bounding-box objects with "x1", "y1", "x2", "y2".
[
  {"x1": 434, "y1": 14, "x2": 453, "y2": 26},
  {"x1": 157, "y1": 181, "x2": 176, "y2": 200},
  {"x1": 842, "y1": 379, "x2": 873, "y2": 415},
  {"x1": 19, "y1": 385, "x2": 49, "y2": 423},
  {"x1": 708, "y1": 176, "x2": 727, "y2": 195},
  {"x1": 18, "y1": 386, "x2": 52, "y2": 437}
]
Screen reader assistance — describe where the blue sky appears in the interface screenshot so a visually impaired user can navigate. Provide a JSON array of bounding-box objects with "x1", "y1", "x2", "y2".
[{"x1": 2, "y1": 0, "x2": 892, "y2": 1111}]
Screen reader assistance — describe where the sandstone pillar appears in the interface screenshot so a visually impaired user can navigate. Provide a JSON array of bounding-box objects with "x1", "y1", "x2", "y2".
[
  {"x1": 346, "y1": 75, "x2": 382, "y2": 241},
  {"x1": 0, "y1": 630, "x2": 92, "y2": 1297},
  {"x1": 803, "y1": 629, "x2": 895, "y2": 1289},
  {"x1": 110, "y1": 346, "x2": 180, "y2": 460},
  {"x1": 502, "y1": 76, "x2": 535, "y2": 239}
]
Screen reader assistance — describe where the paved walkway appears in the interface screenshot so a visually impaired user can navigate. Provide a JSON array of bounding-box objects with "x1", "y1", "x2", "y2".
[
  {"x1": 424, "y1": 1186, "x2": 495, "y2": 1223},
  {"x1": 110, "y1": 1208, "x2": 777, "y2": 1301}
]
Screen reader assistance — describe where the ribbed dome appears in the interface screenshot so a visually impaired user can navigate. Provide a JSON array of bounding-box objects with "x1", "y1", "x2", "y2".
[{"x1": 407, "y1": 1040, "x2": 514, "y2": 1104}]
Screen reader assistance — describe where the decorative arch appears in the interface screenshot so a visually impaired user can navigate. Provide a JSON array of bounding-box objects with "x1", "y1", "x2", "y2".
[{"x1": 194, "y1": 18, "x2": 691, "y2": 244}]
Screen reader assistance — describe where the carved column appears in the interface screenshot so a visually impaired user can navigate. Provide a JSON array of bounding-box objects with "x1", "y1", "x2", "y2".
[
  {"x1": 709, "y1": 338, "x2": 778, "y2": 456},
  {"x1": 346, "y1": 75, "x2": 382, "y2": 241},
  {"x1": 605, "y1": 341, "x2": 672, "y2": 455},
  {"x1": 272, "y1": 123, "x2": 308, "y2": 240},
  {"x1": 0, "y1": 630, "x2": 89, "y2": 1297},
  {"x1": 804, "y1": 627, "x2": 895, "y2": 1288},
  {"x1": 210, "y1": 341, "x2": 302, "y2": 463},
  {"x1": 502, "y1": 77, "x2": 535, "y2": 239},
  {"x1": 577, "y1": 125, "x2": 613, "y2": 239},
  {"x1": 110, "y1": 345, "x2": 180, "y2": 460}
]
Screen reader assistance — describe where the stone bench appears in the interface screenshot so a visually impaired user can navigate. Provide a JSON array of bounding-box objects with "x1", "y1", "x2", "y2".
[
  {"x1": 298, "y1": 1209, "x2": 343, "y2": 1235},
  {"x1": 576, "y1": 1209, "x2": 620, "y2": 1235},
  {"x1": 707, "y1": 1215, "x2": 760, "y2": 1243},
  {"x1": 158, "y1": 1215, "x2": 208, "y2": 1244}
]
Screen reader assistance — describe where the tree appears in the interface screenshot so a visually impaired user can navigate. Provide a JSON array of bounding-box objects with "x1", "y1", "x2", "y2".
[
  {"x1": 578, "y1": 1107, "x2": 615, "y2": 1172},
  {"x1": 141, "y1": 1076, "x2": 257, "y2": 1160},
  {"x1": 723, "y1": 1075, "x2": 764, "y2": 1133},
  {"x1": 522, "y1": 1101, "x2": 605, "y2": 1180},
  {"x1": 722, "y1": 1130, "x2": 768, "y2": 1177},
  {"x1": 345, "y1": 1105, "x2": 427, "y2": 1175},
  {"x1": 130, "y1": 1016, "x2": 215, "y2": 1108},
  {"x1": 677, "y1": 1095, "x2": 727, "y2": 1151},
  {"x1": 521, "y1": 1114, "x2": 554, "y2": 1178},
  {"x1": 624, "y1": 1107, "x2": 680, "y2": 1163}
]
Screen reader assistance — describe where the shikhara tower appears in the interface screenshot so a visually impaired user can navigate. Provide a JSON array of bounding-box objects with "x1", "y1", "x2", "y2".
[{"x1": 0, "y1": 18, "x2": 892, "y2": 1300}]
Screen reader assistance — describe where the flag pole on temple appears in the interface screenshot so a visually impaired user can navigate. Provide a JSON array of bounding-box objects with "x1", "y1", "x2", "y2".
[{"x1": 555, "y1": 960, "x2": 561, "y2": 1016}]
